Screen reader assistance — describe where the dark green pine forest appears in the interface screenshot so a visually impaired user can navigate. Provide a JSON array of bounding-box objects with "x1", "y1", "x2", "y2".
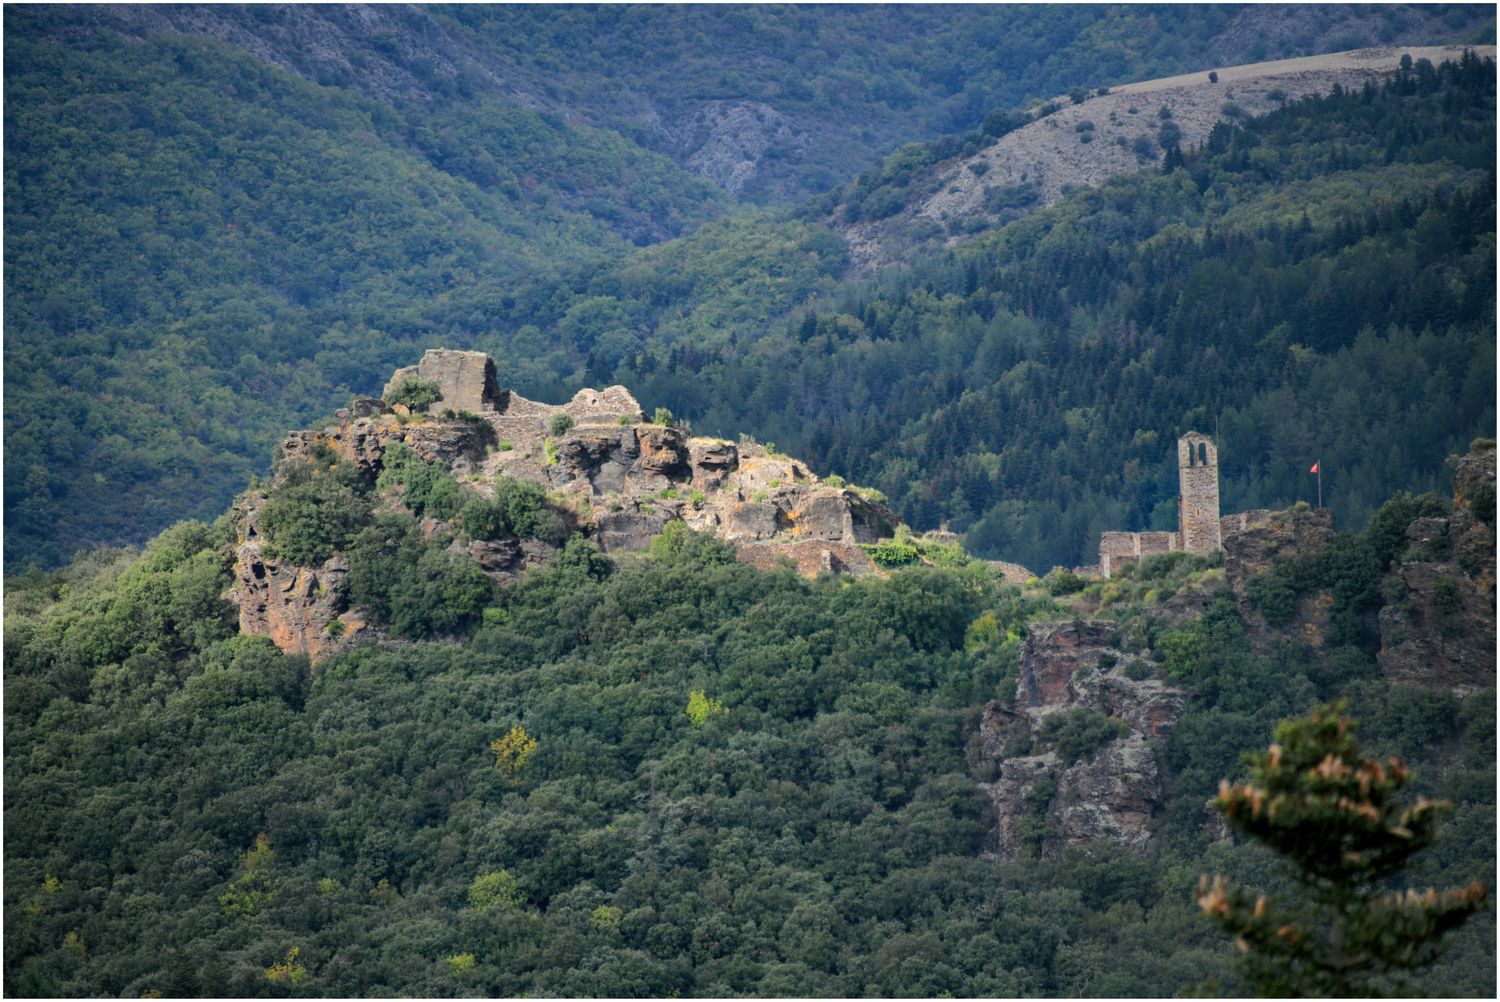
[{"x1": 3, "y1": 5, "x2": 1497, "y2": 999}]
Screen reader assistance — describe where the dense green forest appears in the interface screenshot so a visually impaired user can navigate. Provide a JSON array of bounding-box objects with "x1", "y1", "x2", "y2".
[
  {"x1": 24, "y1": 5, "x2": 1492, "y2": 201},
  {"x1": 2, "y1": 28, "x2": 720, "y2": 568},
  {"x1": 5, "y1": 12, "x2": 1495, "y2": 570},
  {"x1": 529, "y1": 57, "x2": 1499, "y2": 570},
  {"x1": 5, "y1": 482, "x2": 1493, "y2": 995},
  {"x1": 5, "y1": 9, "x2": 1495, "y2": 999}
]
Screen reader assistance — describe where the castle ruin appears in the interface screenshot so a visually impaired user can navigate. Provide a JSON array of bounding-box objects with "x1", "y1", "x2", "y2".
[{"x1": 1099, "y1": 431, "x2": 1222, "y2": 577}]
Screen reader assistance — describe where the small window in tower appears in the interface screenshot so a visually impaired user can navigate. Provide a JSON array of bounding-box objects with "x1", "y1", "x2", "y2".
[{"x1": 1199, "y1": 442, "x2": 1208, "y2": 466}]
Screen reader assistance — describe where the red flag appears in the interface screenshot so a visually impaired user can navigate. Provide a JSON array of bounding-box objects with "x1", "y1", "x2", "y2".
[{"x1": 1309, "y1": 461, "x2": 1320, "y2": 474}]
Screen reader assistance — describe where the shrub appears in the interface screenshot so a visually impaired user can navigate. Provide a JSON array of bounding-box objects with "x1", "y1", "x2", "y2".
[
  {"x1": 1046, "y1": 569, "x2": 1086, "y2": 596},
  {"x1": 1038, "y1": 708, "x2": 1129, "y2": 763},
  {"x1": 863, "y1": 538, "x2": 921, "y2": 569},
  {"x1": 1467, "y1": 483, "x2": 1495, "y2": 526},
  {"x1": 550, "y1": 413, "x2": 575, "y2": 436},
  {"x1": 376, "y1": 443, "x2": 463, "y2": 520},
  {"x1": 649, "y1": 520, "x2": 735, "y2": 567},
  {"x1": 498, "y1": 477, "x2": 566, "y2": 542},
  {"x1": 1208, "y1": 70, "x2": 1219, "y2": 83},
  {"x1": 384, "y1": 377, "x2": 442, "y2": 412},
  {"x1": 345, "y1": 515, "x2": 494, "y2": 637},
  {"x1": 263, "y1": 474, "x2": 371, "y2": 565},
  {"x1": 652, "y1": 407, "x2": 675, "y2": 427}
]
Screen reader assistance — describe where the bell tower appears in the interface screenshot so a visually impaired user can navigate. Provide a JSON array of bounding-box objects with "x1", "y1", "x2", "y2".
[{"x1": 1177, "y1": 431, "x2": 1221, "y2": 554}]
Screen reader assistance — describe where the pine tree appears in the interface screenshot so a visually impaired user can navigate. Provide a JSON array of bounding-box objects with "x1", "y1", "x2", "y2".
[{"x1": 1199, "y1": 702, "x2": 1488, "y2": 996}]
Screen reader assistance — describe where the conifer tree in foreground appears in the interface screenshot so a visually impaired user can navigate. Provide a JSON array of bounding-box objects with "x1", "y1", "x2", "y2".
[{"x1": 1199, "y1": 702, "x2": 1488, "y2": 996}]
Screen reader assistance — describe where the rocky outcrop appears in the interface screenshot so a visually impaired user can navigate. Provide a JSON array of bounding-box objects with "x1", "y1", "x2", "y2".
[
  {"x1": 277, "y1": 411, "x2": 493, "y2": 483},
  {"x1": 229, "y1": 492, "x2": 378, "y2": 661},
  {"x1": 841, "y1": 45, "x2": 1494, "y2": 271},
  {"x1": 1221, "y1": 506, "x2": 1336, "y2": 583},
  {"x1": 1222, "y1": 506, "x2": 1337, "y2": 650},
  {"x1": 232, "y1": 353, "x2": 920, "y2": 658},
  {"x1": 1378, "y1": 445, "x2": 1496, "y2": 696},
  {"x1": 978, "y1": 619, "x2": 1185, "y2": 860},
  {"x1": 669, "y1": 100, "x2": 808, "y2": 196}
]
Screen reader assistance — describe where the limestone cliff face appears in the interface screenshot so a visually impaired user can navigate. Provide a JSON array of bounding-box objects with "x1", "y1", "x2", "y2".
[
  {"x1": 1378, "y1": 445, "x2": 1496, "y2": 696},
  {"x1": 231, "y1": 350, "x2": 903, "y2": 658},
  {"x1": 977, "y1": 619, "x2": 1185, "y2": 860}
]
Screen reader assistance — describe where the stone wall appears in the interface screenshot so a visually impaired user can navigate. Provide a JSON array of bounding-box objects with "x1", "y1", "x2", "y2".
[
  {"x1": 1099, "y1": 530, "x2": 1175, "y2": 577},
  {"x1": 383, "y1": 348, "x2": 504, "y2": 414}
]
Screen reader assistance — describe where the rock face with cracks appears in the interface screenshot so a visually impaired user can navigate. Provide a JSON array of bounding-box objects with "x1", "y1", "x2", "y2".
[
  {"x1": 977, "y1": 619, "x2": 1186, "y2": 860},
  {"x1": 1377, "y1": 444, "x2": 1496, "y2": 696}
]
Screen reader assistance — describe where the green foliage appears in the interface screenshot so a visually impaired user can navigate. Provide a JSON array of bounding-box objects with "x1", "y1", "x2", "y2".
[
  {"x1": 1201, "y1": 703, "x2": 1489, "y2": 996},
  {"x1": 4, "y1": 484, "x2": 1493, "y2": 997},
  {"x1": 1037, "y1": 709, "x2": 1129, "y2": 764},
  {"x1": 459, "y1": 476, "x2": 566, "y2": 544},
  {"x1": 490, "y1": 725, "x2": 539, "y2": 785},
  {"x1": 648, "y1": 520, "x2": 735, "y2": 567},
  {"x1": 863, "y1": 538, "x2": 921, "y2": 569},
  {"x1": 590, "y1": 905, "x2": 622, "y2": 929},
  {"x1": 263, "y1": 469, "x2": 372, "y2": 565},
  {"x1": 1045, "y1": 569, "x2": 1086, "y2": 596},
  {"x1": 468, "y1": 870, "x2": 521, "y2": 911},
  {"x1": 219, "y1": 834, "x2": 277, "y2": 916},
  {"x1": 445, "y1": 953, "x2": 476, "y2": 976},
  {"x1": 651, "y1": 407, "x2": 675, "y2": 427},
  {"x1": 384, "y1": 378, "x2": 442, "y2": 412},
  {"x1": 1469, "y1": 482, "x2": 1496, "y2": 526},
  {"x1": 685, "y1": 690, "x2": 727, "y2": 727},
  {"x1": 550, "y1": 412, "x2": 575, "y2": 436},
  {"x1": 376, "y1": 443, "x2": 464, "y2": 521},
  {"x1": 265, "y1": 947, "x2": 309, "y2": 987},
  {"x1": 345, "y1": 514, "x2": 494, "y2": 638}
]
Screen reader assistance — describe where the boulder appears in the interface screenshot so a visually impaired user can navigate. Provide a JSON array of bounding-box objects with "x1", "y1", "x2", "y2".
[
  {"x1": 592, "y1": 504, "x2": 679, "y2": 553},
  {"x1": 689, "y1": 438, "x2": 739, "y2": 489}
]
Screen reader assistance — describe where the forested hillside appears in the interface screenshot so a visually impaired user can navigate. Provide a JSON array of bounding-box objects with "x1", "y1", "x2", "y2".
[
  {"x1": 25, "y1": 4, "x2": 1492, "y2": 200},
  {"x1": 5, "y1": 8, "x2": 1497, "y2": 999},
  {"x1": 3, "y1": 28, "x2": 719, "y2": 567},
  {"x1": 538, "y1": 58, "x2": 1499, "y2": 570},
  {"x1": 5, "y1": 471, "x2": 1493, "y2": 996},
  {"x1": 5, "y1": 10, "x2": 1494, "y2": 570}
]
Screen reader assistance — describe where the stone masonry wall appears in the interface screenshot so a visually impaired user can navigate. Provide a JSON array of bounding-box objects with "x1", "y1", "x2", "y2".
[
  {"x1": 383, "y1": 348, "x2": 504, "y2": 414},
  {"x1": 1177, "y1": 432, "x2": 1221, "y2": 554}
]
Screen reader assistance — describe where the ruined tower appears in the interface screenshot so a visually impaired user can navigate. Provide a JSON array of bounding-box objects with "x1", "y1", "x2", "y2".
[{"x1": 1176, "y1": 431, "x2": 1221, "y2": 554}]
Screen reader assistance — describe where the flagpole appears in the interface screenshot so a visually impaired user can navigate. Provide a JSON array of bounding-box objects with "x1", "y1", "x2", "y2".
[{"x1": 1317, "y1": 463, "x2": 1322, "y2": 509}]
